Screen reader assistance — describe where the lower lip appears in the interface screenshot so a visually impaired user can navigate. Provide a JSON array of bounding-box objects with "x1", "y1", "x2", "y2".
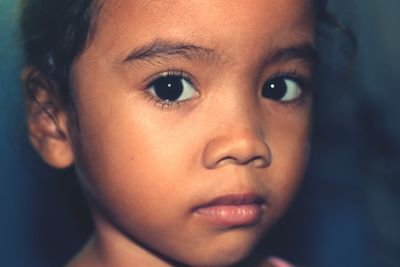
[{"x1": 195, "y1": 204, "x2": 264, "y2": 227}]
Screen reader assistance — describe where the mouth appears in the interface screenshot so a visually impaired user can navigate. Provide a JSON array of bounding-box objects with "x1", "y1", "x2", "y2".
[{"x1": 193, "y1": 193, "x2": 266, "y2": 228}]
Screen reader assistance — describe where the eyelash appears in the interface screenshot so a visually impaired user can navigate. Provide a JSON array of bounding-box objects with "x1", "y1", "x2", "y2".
[
  {"x1": 144, "y1": 69, "x2": 195, "y2": 110},
  {"x1": 146, "y1": 96, "x2": 184, "y2": 110},
  {"x1": 268, "y1": 70, "x2": 314, "y2": 106},
  {"x1": 143, "y1": 69, "x2": 313, "y2": 110}
]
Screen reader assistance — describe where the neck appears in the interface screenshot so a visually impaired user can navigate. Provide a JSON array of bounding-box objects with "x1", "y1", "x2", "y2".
[{"x1": 65, "y1": 214, "x2": 177, "y2": 267}]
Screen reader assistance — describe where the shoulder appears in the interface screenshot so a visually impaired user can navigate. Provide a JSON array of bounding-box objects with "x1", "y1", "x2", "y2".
[{"x1": 261, "y1": 257, "x2": 295, "y2": 267}]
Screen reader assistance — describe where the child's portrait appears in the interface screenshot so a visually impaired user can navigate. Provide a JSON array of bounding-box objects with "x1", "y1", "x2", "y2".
[{"x1": 0, "y1": 1, "x2": 399, "y2": 267}]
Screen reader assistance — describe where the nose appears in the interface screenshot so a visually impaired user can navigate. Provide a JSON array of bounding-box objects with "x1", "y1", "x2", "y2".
[{"x1": 202, "y1": 123, "x2": 272, "y2": 169}]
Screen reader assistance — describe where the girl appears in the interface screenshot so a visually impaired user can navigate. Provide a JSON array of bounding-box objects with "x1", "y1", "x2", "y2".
[{"x1": 20, "y1": 0, "x2": 322, "y2": 266}]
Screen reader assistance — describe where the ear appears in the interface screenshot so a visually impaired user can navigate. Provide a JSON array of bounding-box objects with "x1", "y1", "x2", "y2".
[{"x1": 22, "y1": 68, "x2": 74, "y2": 169}]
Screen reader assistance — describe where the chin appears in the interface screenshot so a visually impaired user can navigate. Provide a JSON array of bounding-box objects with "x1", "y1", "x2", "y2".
[
  {"x1": 177, "y1": 233, "x2": 260, "y2": 267},
  {"x1": 184, "y1": 252, "x2": 251, "y2": 267}
]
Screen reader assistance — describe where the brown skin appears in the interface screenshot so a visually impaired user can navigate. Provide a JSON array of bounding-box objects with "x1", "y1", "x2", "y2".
[{"x1": 26, "y1": 0, "x2": 315, "y2": 266}]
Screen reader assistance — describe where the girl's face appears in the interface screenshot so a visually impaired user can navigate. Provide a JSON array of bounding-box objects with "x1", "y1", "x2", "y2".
[{"x1": 68, "y1": 0, "x2": 316, "y2": 266}]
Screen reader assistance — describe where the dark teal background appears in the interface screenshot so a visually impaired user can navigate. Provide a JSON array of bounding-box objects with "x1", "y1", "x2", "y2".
[{"x1": 1, "y1": 1, "x2": 399, "y2": 267}]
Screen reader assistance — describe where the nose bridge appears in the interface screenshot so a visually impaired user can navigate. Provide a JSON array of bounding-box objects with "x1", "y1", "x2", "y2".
[
  {"x1": 216, "y1": 77, "x2": 263, "y2": 135},
  {"x1": 224, "y1": 97, "x2": 264, "y2": 142},
  {"x1": 202, "y1": 85, "x2": 271, "y2": 169}
]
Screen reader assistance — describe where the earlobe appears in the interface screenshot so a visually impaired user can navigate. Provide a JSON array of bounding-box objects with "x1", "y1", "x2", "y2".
[
  {"x1": 28, "y1": 108, "x2": 74, "y2": 169},
  {"x1": 23, "y1": 68, "x2": 75, "y2": 169}
]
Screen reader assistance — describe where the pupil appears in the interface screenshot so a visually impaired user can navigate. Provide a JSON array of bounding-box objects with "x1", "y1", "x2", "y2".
[
  {"x1": 153, "y1": 76, "x2": 183, "y2": 101},
  {"x1": 262, "y1": 78, "x2": 287, "y2": 100}
]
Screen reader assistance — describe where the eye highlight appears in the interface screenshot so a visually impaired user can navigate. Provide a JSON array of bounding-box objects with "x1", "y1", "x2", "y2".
[
  {"x1": 262, "y1": 75, "x2": 305, "y2": 103},
  {"x1": 147, "y1": 71, "x2": 198, "y2": 107}
]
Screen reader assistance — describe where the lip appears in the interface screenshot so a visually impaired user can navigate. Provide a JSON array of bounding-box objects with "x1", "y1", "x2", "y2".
[{"x1": 193, "y1": 193, "x2": 266, "y2": 228}]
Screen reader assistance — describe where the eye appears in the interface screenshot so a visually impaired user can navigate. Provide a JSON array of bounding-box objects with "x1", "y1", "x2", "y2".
[
  {"x1": 147, "y1": 72, "x2": 197, "y2": 103},
  {"x1": 262, "y1": 76, "x2": 303, "y2": 102}
]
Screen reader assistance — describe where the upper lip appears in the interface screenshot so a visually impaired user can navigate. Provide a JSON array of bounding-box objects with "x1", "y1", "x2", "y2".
[{"x1": 194, "y1": 193, "x2": 266, "y2": 210}]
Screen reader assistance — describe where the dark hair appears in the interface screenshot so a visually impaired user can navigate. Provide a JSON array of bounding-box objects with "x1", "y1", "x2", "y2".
[{"x1": 20, "y1": 0, "x2": 102, "y2": 108}]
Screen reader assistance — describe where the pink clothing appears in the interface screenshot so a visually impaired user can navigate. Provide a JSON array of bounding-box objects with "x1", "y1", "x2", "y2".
[{"x1": 267, "y1": 257, "x2": 295, "y2": 267}]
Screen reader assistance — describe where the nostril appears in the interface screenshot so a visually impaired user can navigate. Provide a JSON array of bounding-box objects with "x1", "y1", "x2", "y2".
[
  {"x1": 252, "y1": 156, "x2": 271, "y2": 168},
  {"x1": 215, "y1": 156, "x2": 239, "y2": 168},
  {"x1": 213, "y1": 154, "x2": 271, "y2": 169},
  {"x1": 202, "y1": 133, "x2": 272, "y2": 169}
]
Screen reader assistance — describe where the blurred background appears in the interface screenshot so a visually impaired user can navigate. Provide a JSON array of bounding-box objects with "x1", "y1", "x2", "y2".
[{"x1": 1, "y1": 1, "x2": 399, "y2": 266}]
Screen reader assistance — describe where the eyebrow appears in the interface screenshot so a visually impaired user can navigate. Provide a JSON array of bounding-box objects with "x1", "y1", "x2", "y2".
[
  {"x1": 122, "y1": 39, "x2": 221, "y2": 65},
  {"x1": 265, "y1": 42, "x2": 319, "y2": 68},
  {"x1": 122, "y1": 39, "x2": 319, "y2": 67}
]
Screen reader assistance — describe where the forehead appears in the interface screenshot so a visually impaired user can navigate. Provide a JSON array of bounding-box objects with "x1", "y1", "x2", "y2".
[
  {"x1": 87, "y1": 0, "x2": 315, "y2": 62},
  {"x1": 97, "y1": 0, "x2": 314, "y2": 32}
]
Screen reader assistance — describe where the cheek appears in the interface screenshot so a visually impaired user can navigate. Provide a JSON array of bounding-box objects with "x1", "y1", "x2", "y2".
[
  {"x1": 267, "y1": 110, "x2": 311, "y2": 216},
  {"x1": 70, "y1": 85, "x2": 196, "y2": 228},
  {"x1": 73, "y1": 104, "x2": 168, "y2": 201}
]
